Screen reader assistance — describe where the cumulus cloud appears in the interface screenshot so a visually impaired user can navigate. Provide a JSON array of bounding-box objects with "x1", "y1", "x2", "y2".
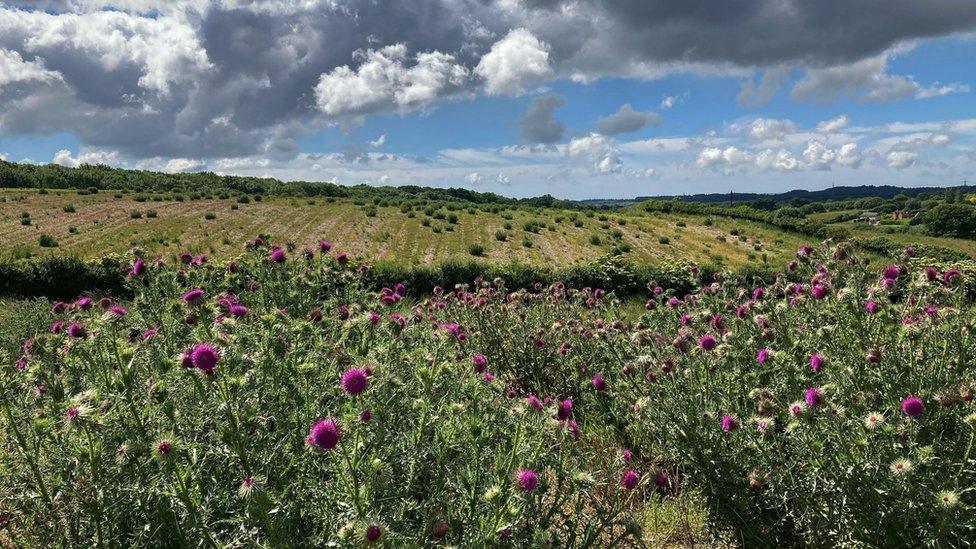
[
  {"x1": 836, "y1": 143, "x2": 862, "y2": 167},
  {"x1": 475, "y1": 28, "x2": 552, "y2": 96},
  {"x1": 801, "y1": 139, "x2": 837, "y2": 170},
  {"x1": 748, "y1": 118, "x2": 796, "y2": 141},
  {"x1": 755, "y1": 148, "x2": 799, "y2": 171},
  {"x1": 816, "y1": 115, "x2": 849, "y2": 133},
  {"x1": 0, "y1": 48, "x2": 61, "y2": 87},
  {"x1": 595, "y1": 103, "x2": 661, "y2": 136},
  {"x1": 887, "y1": 150, "x2": 918, "y2": 169},
  {"x1": 792, "y1": 52, "x2": 969, "y2": 103},
  {"x1": 568, "y1": 132, "x2": 623, "y2": 173},
  {"x1": 314, "y1": 44, "x2": 469, "y2": 116},
  {"x1": 520, "y1": 94, "x2": 565, "y2": 143},
  {"x1": 696, "y1": 146, "x2": 752, "y2": 169},
  {"x1": 52, "y1": 148, "x2": 119, "y2": 167}
]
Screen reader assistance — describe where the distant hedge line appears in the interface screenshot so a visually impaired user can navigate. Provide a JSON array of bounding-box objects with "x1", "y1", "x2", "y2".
[
  {"x1": 639, "y1": 199, "x2": 848, "y2": 241},
  {"x1": 4, "y1": 244, "x2": 971, "y2": 301},
  {"x1": 0, "y1": 255, "x2": 748, "y2": 301}
]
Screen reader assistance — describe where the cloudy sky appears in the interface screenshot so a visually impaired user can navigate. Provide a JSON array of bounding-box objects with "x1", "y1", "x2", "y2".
[{"x1": 1, "y1": 1, "x2": 975, "y2": 199}]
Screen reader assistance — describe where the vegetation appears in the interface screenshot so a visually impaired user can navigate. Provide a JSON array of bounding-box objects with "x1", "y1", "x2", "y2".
[{"x1": 2, "y1": 239, "x2": 975, "y2": 546}]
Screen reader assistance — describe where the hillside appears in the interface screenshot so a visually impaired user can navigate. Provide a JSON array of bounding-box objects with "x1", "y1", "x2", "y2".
[{"x1": 0, "y1": 187, "x2": 808, "y2": 269}]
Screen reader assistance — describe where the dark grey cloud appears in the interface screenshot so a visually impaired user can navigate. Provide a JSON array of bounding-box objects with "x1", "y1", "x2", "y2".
[
  {"x1": 520, "y1": 94, "x2": 566, "y2": 144},
  {"x1": 524, "y1": 0, "x2": 976, "y2": 70},
  {"x1": 595, "y1": 103, "x2": 661, "y2": 135}
]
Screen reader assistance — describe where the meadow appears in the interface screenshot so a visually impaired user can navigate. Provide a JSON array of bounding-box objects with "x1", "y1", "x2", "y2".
[
  {"x1": 0, "y1": 188, "x2": 808, "y2": 269},
  {"x1": 1, "y1": 237, "x2": 974, "y2": 546}
]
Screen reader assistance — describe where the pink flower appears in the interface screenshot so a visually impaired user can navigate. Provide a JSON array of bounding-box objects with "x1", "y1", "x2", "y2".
[
  {"x1": 901, "y1": 396, "x2": 924, "y2": 417},
  {"x1": 341, "y1": 368, "x2": 369, "y2": 395},
  {"x1": 592, "y1": 374, "x2": 607, "y2": 391},
  {"x1": 620, "y1": 470, "x2": 640, "y2": 490},
  {"x1": 517, "y1": 469, "x2": 539, "y2": 492},
  {"x1": 307, "y1": 419, "x2": 341, "y2": 450}
]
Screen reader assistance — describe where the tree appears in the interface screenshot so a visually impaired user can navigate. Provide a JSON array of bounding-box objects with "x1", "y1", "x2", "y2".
[{"x1": 924, "y1": 202, "x2": 976, "y2": 238}]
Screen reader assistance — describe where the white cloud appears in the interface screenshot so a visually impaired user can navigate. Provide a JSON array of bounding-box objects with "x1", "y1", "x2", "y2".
[
  {"x1": 659, "y1": 95, "x2": 678, "y2": 109},
  {"x1": 474, "y1": 28, "x2": 552, "y2": 96},
  {"x1": 0, "y1": 48, "x2": 60, "y2": 87},
  {"x1": 835, "y1": 143, "x2": 862, "y2": 167},
  {"x1": 52, "y1": 148, "x2": 119, "y2": 167},
  {"x1": 696, "y1": 146, "x2": 752, "y2": 169},
  {"x1": 163, "y1": 158, "x2": 205, "y2": 172},
  {"x1": 755, "y1": 148, "x2": 799, "y2": 171},
  {"x1": 315, "y1": 44, "x2": 469, "y2": 116},
  {"x1": 816, "y1": 115, "x2": 849, "y2": 133},
  {"x1": 465, "y1": 172, "x2": 484, "y2": 185},
  {"x1": 887, "y1": 150, "x2": 918, "y2": 169},
  {"x1": 369, "y1": 134, "x2": 386, "y2": 148},
  {"x1": 801, "y1": 139, "x2": 836, "y2": 170},
  {"x1": 377, "y1": 174, "x2": 391, "y2": 185},
  {"x1": 748, "y1": 118, "x2": 796, "y2": 141}
]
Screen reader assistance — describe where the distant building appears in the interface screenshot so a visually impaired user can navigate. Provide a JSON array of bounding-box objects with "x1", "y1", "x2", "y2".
[
  {"x1": 890, "y1": 210, "x2": 915, "y2": 219},
  {"x1": 860, "y1": 211, "x2": 880, "y2": 223}
]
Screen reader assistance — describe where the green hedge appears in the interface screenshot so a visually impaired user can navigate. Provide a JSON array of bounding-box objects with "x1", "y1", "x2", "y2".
[
  {"x1": 0, "y1": 256, "x2": 130, "y2": 299},
  {"x1": 852, "y1": 236, "x2": 972, "y2": 262}
]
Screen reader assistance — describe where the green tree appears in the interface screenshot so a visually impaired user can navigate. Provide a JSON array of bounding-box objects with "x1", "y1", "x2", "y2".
[{"x1": 924, "y1": 202, "x2": 976, "y2": 238}]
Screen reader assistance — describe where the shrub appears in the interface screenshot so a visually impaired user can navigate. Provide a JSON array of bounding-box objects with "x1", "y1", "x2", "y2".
[
  {"x1": 204, "y1": 212, "x2": 217, "y2": 220},
  {"x1": 468, "y1": 243, "x2": 485, "y2": 256},
  {"x1": 62, "y1": 204, "x2": 76, "y2": 213},
  {"x1": 659, "y1": 235, "x2": 671, "y2": 244},
  {"x1": 130, "y1": 210, "x2": 143, "y2": 219},
  {"x1": 495, "y1": 230, "x2": 508, "y2": 242},
  {"x1": 38, "y1": 234, "x2": 58, "y2": 247}
]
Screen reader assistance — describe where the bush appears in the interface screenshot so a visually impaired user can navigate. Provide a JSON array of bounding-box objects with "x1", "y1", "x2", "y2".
[
  {"x1": 658, "y1": 235, "x2": 670, "y2": 244},
  {"x1": 146, "y1": 210, "x2": 158, "y2": 218},
  {"x1": 38, "y1": 234, "x2": 58, "y2": 248},
  {"x1": 468, "y1": 243, "x2": 485, "y2": 256},
  {"x1": 924, "y1": 202, "x2": 976, "y2": 238},
  {"x1": 494, "y1": 230, "x2": 508, "y2": 242},
  {"x1": 130, "y1": 210, "x2": 143, "y2": 219},
  {"x1": 62, "y1": 204, "x2": 76, "y2": 213},
  {"x1": 204, "y1": 212, "x2": 217, "y2": 220}
]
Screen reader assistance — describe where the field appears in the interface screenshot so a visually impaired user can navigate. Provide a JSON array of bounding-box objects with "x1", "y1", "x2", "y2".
[
  {"x1": 0, "y1": 188, "x2": 808, "y2": 269},
  {"x1": 1, "y1": 238, "x2": 974, "y2": 546}
]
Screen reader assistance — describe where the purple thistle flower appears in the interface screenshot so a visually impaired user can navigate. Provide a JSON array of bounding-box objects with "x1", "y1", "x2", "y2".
[
  {"x1": 756, "y1": 348, "x2": 769, "y2": 365},
  {"x1": 809, "y1": 354, "x2": 824, "y2": 372},
  {"x1": 155, "y1": 440, "x2": 173, "y2": 455},
  {"x1": 108, "y1": 305, "x2": 127, "y2": 318},
  {"x1": 591, "y1": 374, "x2": 607, "y2": 391},
  {"x1": 526, "y1": 394, "x2": 543, "y2": 410},
  {"x1": 865, "y1": 300, "x2": 879, "y2": 314},
  {"x1": 805, "y1": 387, "x2": 822, "y2": 408},
  {"x1": 341, "y1": 367, "x2": 369, "y2": 395},
  {"x1": 190, "y1": 343, "x2": 219, "y2": 374},
  {"x1": 699, "y1": 334, "x2": 717, "y2": 351},
  {"x1": 472, "y1": 354, "x2": 487, "y2": 373},
  {"x1": 51, "y1": 320, "x2": 65, "y2": 334},
  {"x1": 269, "y1": 248, "x2": 286, "y2": 263},
  {"x1": 67, "y1": 323, "x2": 86, "y2": 339},
  {"x1": 556, "y1": 398, "x2": 573, "y2": 421},
  {"x1": 228, "y1": 304, "x2": 248, "y2": 317},
  {"x1": 75, "y1": 297, "x2": 93, "y2": 310},
  {"x1": 182, "y1": 289, "x2": 205, "y2": 306},
  {"x1": 721, "y1": 414, "x2": 738, "y2": 432},
  {"x1": 359, "y1": 410, "x2": 372, "y2": 423},
  {"x1": 620, "y1": 470, "x2": 640, "y2": 490},
  {"x1": 811, "y1": 284, "x2": 828, "y2": 300},
  {"x1": 318, "y1": 240, "x2": 332, "y2": 252},
  {"x1": 517, "y1": 469, "x2": 539, "y2": 492},
  {"x1": 901, "y1": 396, "x2": 924, "y2": 417},
  {"x1": 129, "y1": 259, "x2": 146, "y2": 277},
  {"x1": 308, "y1": 419, "x2": 341, "y2": 450},
  {"x1": 365, "y1": 524, "x2": 382, "y2": 543}
]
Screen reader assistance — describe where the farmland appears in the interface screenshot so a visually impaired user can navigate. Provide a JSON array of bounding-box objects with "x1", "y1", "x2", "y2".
[{"x1": 0, "y1": 188, "x2": 809, "y2": 269}]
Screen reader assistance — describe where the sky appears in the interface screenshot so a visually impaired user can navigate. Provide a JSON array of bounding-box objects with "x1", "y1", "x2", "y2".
[{"x1": 0, "y1": 1, "x2": 975, "y2": 200}]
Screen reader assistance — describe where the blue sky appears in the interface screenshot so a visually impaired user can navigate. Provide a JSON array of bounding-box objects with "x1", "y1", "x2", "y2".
[{"x1": 1, "y1": 1, "x2": 975, "y2": 199}]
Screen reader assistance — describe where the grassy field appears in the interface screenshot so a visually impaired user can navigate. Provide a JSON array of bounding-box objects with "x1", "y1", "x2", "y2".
[{"x1": 0, "y1": 188, "x2": 810, "y2": 268}]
